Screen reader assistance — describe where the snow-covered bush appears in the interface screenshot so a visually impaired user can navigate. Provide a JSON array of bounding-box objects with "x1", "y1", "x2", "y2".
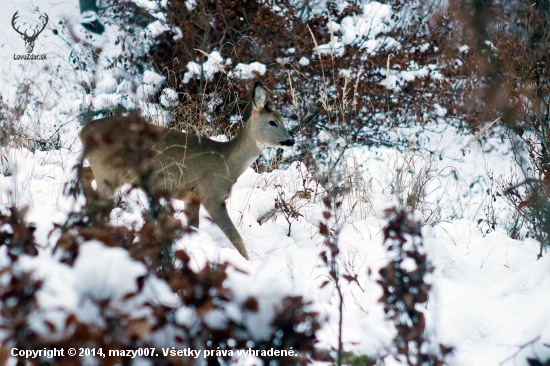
[
  {"x1": 0, "y1": 197, "x2": 322, "y2": 365},
  {"x1": 146, "y1": 0, "x2": 455, "y2": 163}
]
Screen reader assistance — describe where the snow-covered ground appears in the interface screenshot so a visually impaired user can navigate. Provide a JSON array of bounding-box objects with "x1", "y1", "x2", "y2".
[{"x1": 1, "y1": 1, "x2": 549, "y2": 365}]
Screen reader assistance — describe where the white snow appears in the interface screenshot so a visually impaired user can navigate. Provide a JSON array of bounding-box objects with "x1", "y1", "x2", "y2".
[
  {"x1": 459, "y1": 45, "x2": 470, "y2": 53},
  {"x1": 230, "y1": 62, "x2": 267, "y2": 80},
  {"x1": 319, "y1": 1, "x2": 395, "y2": 54},
  {"x1": 183, "y1": 51, "x2": 224, "y2": 84},
  {"x1": 160, "y1": 87, "x2": 179, "y2": 108}
]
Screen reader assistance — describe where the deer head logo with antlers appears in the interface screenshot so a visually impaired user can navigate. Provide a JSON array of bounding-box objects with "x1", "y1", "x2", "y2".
[{"x1": 12, "y1": 11, "x2": 49, "y2": 54}]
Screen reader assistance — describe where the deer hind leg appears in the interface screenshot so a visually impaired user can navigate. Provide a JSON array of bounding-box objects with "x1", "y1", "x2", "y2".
[
  {"x1": 184, "y1": 199, "x2": 200, "y2": 228},
  {"x1": 82, "y1": 151, "x2": 117, "y2": 200},
  {"x1": 202, "y1": 198, "x2": 249, "y2": 260},
  {"x1": 78, "y1": 166, "x2": 95, "y2": 197},
  {"x1": 94, "y1": 176, "x2": 117, "y2": 200},
  {"x1": 79, "y1": 164, "x2": 122, "y2": 215},
  {"x1": 84, "y1": 165, "x2": 120, "y2": 202}
]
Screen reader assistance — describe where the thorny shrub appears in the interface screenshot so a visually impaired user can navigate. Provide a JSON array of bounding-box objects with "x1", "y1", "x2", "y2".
[
  {"x1": 378, "y1": 207, "x2": 450, "y2": 365},
  {"x1": 258, "y1": 185, "x2": 311, "y2": 237},
  {"x1": 317, "y1": 188, "x2": 349, "y2": 366},
  {"x1": 438, "y1": 1, "x2": 550, "y2": 251}
]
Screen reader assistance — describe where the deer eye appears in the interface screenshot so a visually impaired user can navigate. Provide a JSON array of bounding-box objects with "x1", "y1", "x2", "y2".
[{"x1": 269, "y1": 121, "x2": 278, "y2": 127}]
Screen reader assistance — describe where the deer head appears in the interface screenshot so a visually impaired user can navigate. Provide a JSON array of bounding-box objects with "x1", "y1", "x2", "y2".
[{"x1": 12, "y1": 11, "x2": 49, "y2": 54}]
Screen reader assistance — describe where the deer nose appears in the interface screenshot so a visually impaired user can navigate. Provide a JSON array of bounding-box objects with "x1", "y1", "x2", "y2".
[{"x1": 280, "y1": 139, "x2": 295, "y2": 147}]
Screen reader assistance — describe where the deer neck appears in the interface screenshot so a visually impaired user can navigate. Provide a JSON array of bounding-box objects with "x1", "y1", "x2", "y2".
[{"x1": 225, "y1": 121, "x2": 263, "y2": 179}]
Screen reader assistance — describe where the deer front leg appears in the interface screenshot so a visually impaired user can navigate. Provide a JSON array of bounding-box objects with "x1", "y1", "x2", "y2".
[{"x1": 202, "y1": 199, "x2": 249, "y2": 260}]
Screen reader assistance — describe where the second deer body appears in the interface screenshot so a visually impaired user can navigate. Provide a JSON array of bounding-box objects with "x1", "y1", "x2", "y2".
[{"x1": 80, "y1": 83, "x2": 294, "y2": 259}]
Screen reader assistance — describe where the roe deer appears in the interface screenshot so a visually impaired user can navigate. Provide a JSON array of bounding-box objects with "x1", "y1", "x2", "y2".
[{"x1": 79, "y1": 82, "x2": 294, "y2": 259}]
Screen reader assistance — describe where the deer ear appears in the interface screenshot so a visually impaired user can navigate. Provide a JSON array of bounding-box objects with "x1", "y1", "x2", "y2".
[{"x1": 252, "y1": 82, "x2": 267, "y2": 110}]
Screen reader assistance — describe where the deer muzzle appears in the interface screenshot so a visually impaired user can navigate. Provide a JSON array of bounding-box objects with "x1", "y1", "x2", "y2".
[{"x1": 279, "y1": 139, "x2": 295, "y2": 147}]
